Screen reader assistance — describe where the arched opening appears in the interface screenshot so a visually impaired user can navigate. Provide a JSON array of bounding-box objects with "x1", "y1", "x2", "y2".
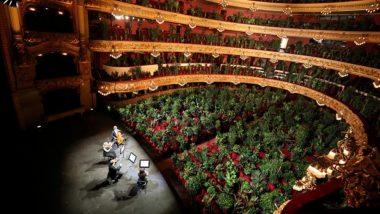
[
  {"x1": 42, "y1": 88, "x2": 81, "y2": 115},
  {"x1": 24, "y1": 6, "x2": 74, "y2": 33},
  {"x1": 35, "y1": 52, "x2": 77, "y2": 80}
]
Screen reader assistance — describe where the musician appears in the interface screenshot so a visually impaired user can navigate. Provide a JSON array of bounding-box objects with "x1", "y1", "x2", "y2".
[
  {"x1": 138, "y1": 168, "x2": 149, "y2": 189},
  {"x1": 111, "y1": 125, "x2": 125, "y2": 147},
  {"x1": 107, "y1": 157, "x2": 123, "y2": 184},
  {"x1": 111, "y1": 125, "x2": 120, "y2": 142},
  {"x1": 103, "y1": 142, "x2": 116, "y2": 161}
]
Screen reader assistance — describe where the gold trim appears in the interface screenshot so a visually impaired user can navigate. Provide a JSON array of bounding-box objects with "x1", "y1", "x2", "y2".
[
  {"x1": 97, "y1": 74, "x2": 368, "y2": 145},
  {"x1": 206, "y1": 0, "x2": 378, "y2": 13},
  {"x1": 90, "y1": 41, "x2": 380, "y2": 81},
  {"x1": 85, "y1": 0, "x2": 380, "y2": 43}
]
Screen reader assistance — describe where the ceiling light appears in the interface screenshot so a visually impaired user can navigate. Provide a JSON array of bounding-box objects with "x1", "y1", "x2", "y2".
[
  {"x1": 58, "y1": 11, "x2": 64, "y2": 15},
  {"x1": 29, "y1": 7, "x2": 36, "y2": 12},
  {"x1": 62, "y1": 52, "x2": 68, "y2": 56},
  {"x1": 37, "y1": 53, "x2": 43, "y2": 57}
]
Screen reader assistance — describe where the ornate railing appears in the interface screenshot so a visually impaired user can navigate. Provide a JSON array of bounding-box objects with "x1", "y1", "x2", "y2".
[
  {"x1": 97, "y1": 74, "x2": 368, "y2": 145},
  {"x1": 90, "y1": 41, "x2": 380, "y2": 82},
  {"x1": 85, "y1": 0, "x2": 380, "y2": 43},
  {"x1": 36, "y1": 76, "x2": 83, "y2": 92},
  {"x1": 206, "y1": 0, "x2": 380, "y2": 13}
]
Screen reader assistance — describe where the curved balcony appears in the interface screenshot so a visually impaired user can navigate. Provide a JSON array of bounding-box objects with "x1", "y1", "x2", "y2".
[
  {"x1": 85, "y1": 0, "x2": 380, "y2": 43},
  {"x1": 97, "y1": 74, "x2": 368, "y2": 145},
  {"x1": 205, "y1": 0, "x2": 380, "y2": 13},
  {"x1": 89, "y1": 41, "x2": 380, "y2": 82}
]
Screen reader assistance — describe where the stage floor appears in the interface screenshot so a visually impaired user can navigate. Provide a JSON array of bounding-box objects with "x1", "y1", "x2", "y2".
[{"x1": 21, "y1": 110, "x2": 181, "y2": 214}]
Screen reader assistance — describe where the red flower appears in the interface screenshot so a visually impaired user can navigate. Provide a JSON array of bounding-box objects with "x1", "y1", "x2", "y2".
[
  {"x1": 268, "y1": 182, "x2": 275, "y2": 191},
  {"x1": 259, "y1": 151, "x2": 266, "y2": 159}
]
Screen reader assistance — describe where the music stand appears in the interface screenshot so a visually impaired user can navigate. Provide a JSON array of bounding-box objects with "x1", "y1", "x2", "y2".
[
  {"x1": 139, "y1": 159, "x2": 150, "y2": 168},
  {"x1": 120, "y1": 144, "x2": 126, "y2": 157},
  {"x1": 128, "y1": 152, "x2": 137, "y2": 163}
]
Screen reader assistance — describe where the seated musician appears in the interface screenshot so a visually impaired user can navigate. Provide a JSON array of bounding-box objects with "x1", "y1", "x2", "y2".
[
  {"x1": 138, "y1": 168, "x2": 149, "y2": 189},
  {"x1": 103, "y1": 142, "x2": 116, "y2": 161},
  {"x1": 112, "y1": 125, "x2": 126, "y2": 147}
]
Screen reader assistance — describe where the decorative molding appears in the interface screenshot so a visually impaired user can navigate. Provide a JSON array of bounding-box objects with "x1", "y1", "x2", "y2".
[
  {"x1": 85, "y1": 0, "x2": 380, "y2": 43},
  {"x1": 90, "y1": 41, "x2": 380, "y2": 81},
  {"x1": 36, "y1": 76, "x2": 83, "y2": 92},
  {"x1": 206, "y1": 0, "x2": 379, "y2": 13},
  {"x1": 97, "y1": 74, "x2": 368, "y2": 145},
  {"x1": 27, "y1": 39, "x2": 80, "y2": 58},
  {"x1": 24, "y1": 31, "x2": 79, "y2": 46}
]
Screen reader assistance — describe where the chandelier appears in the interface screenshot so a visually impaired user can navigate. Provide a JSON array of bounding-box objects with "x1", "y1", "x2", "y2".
[
  {"x1": 269, "y1": 58, "x2": 278, "y2": 63},
  {"x1": 277, "y1": 31, "x2": 287, "y2": 39},
  {"x1": 365, "y1": 1, "x2": 379, "y2": 13},
  {"x1": 245, "y1": 27, "x2": 253, "y2": 36},
  {"x1": 216, "y1": 24, "x2": 225, "y2": 32},
  {"x1": 338, "y1": 71, "x2": 349, "y2": 78},
  {"x1": 151, "y1": 47, "x2": 160, "y2": 58},
  {"x1": 219, "y1": 0, "x2": 228, "y2": 8},
  {"x1": 184, "y1": 50, "x2": 192, "y2": 58},
  {"x1": 111, "y1": 6, "x2": 124, "y2": 20},
  {"x1": 316, "y1": 97, "x2": 326, "y2": 106},
  {"x1": 336, "y1": 111, "x2": 343, "y2": 121},
  {"x1": 303, "y1": 62, "x2": 313, "y2": 69},
  {"x1": 98, "y1": 90, "x2": 111, "y2": 96},
  {"x1": 212, "y1": 51, "x2": 220, "y2": 58},
  {"x1": 148, "y1": 80, "x2": 158, "y2": 91},
  {"x1": 354, "y1": 35, "x2": 367, "y2": 46},
  {"x1": 283, "y1": 6, "x2": 292, "y2": 16},
  {"x1": 373, "y1": 80, "x2": 380, "y2": 88},
  {"x1": 110, "y1": 45, "x2": 122, "y2": 59},
  {"x1": 155, "y1": 13, "x2": 164, "y2": 24},
  {"x1": 321, "y1": 6, "x2": 332, "y2": 15},
  {"x1": 189, "y1": 20, "x2": 196, "y2": 29},
  {"x1": 240, "y1": 54, "x2": 248, "y2": 61},
  {"x1": 249, "y1": 3, "x2": 257, "y2": 12}
]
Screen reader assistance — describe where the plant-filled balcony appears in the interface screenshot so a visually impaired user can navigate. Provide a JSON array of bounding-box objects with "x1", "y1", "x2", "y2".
[{"x1": 114, "y1": 85, "x2": 348, "y2": 212}]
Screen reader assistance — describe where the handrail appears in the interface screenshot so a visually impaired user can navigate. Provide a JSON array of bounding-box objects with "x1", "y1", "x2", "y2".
[
  {"x1": 97, "y1": 74, "x2": 368, "y2": 145},
  {"x1": 90, "y1": 40, "x2": 380, "y2": 81},
  {"x1": 205, "y1": 0, "x2": 379, "y2": 13},
  {"x1": 85, "y1": 0, "x2": 380, "y2": 43}
]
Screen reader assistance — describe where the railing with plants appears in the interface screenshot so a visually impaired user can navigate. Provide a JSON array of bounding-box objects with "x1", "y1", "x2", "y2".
[
  {"x1": 205, "y1": 0, "x2": 380, "y2": 13},
  {"x1": 90, "y1": 41, "x2": 380, "y2": 81},
  {"x1": 85, "y1": 0, "x2": 380, "y2": 43},
  {"x1": 114, "y1": 86, "x2": 349, "y2": 212}
]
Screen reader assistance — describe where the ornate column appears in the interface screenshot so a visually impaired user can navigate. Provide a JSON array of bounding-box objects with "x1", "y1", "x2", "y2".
[
  {"x1": 7, "y1": 5, "x2": 43, "y2": 129},
  {"x1": 76, "y1": 0, "x2": 95, "y2": 109}
]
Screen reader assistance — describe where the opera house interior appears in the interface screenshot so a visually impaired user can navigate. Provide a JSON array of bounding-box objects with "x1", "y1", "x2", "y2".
[{"x1": 1, "y1": 0, "x2": 380, "y2": 213}]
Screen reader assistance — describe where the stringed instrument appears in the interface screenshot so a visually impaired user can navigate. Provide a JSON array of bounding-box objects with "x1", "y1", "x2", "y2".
[{"x1": 116, "y1": 131, "x2": 124, "y2": 145}]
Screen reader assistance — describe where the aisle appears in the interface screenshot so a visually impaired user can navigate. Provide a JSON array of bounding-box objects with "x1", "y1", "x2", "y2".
[{"x1": 26, "y1": 111, "x2": 181, "y2": 214}]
